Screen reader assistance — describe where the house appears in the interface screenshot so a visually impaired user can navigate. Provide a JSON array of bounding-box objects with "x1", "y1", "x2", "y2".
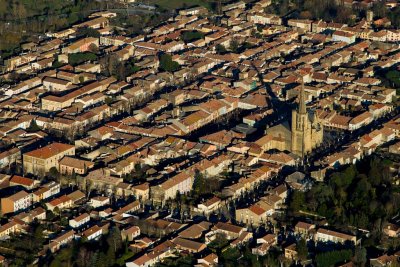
[
  {"x1": 206, "y1": 222, "x2": 246, "y2": 242},
  {"x1": 62, "y1": 37, "x2": 99, "y2": 54},
  {"x1": 82, "y1": 225, "x2": 102, "y2": 241},
  {"x1": 121, "y1": 226, "x2": 140, "y2": 241},
  {"x1": 32, "y1": 182, "x2": 60, "y2": 202},
  {"x1": 9, "y1": 175, "x2": 39, "y2": 190},
  {"x1": 383, "y1": 223, "x2": 400, "y2": 238},
  {"x1": 0, "y1": 147, "x2": 21, "y2": 168},
  {"x1": 46, "y1": 195, "x2": 73, "y2": 212},
  {"x1": 332, "y1": 31, "x2": 356, "y2": 43},
  {"x1": 294, "y1": 221, "x2": 316, "y2": 237},
  {"x1": 89, "y1": 196, "x2": 110, "y2": 208},
  {"x1": 315, "y1": 228, "x2": 358, "y2": 244},
  {"x1": 193, "y1": 196, "x2": 221, "y2": 216},
  {"x1": 284, "y1": 243, "x2": 298, "y2": 259},
  {"x1": 132, "y1": 183, "x2": 150, "y2": 201},
  {"x1": 23, "y1": 142, "x2": 75, "y2": 176},
  {"x1": 370, "y1": 253, "x2": 400, "y2": 267},
  {"x1": 59, "y1": 156, "x2": 94, "y2": 175},
  {"x1": 0, "y1": 220, "x2": 25, "y2": 240},
  {"x1": 48, "y1": 230, "x2": 75, "y2": 253},
  {"x1": 236, "y1": 204, "x2": 268, "y2": 226},
  {"x1": 14, "y1": 206, "x2": 46, "y2": 223},
  {"x1": 197, "y1": 253, "x2": 218, "y2": 266},
  {"x1": 126, "y1": 241, "x2": 176, "y2": 267},
  {"x1": 172, "y1": 237, "x2": 207, "y2": 253},
  {"x1": 252, "y1": 234, "x2": 276, "y2": 256},
  {"x1": 152, "y1": 172, "x2": 194, "y2": 203},
  {"x1": 178, "y1": 222, "x2": 211, "y2": 240},
  {"x1": 349, "y1": 112, "x2": 372, "y2": 131},
  {"x1": 69, "y1": 213, "x2": 90, "y2": 228},
  {"x1": 1, "y1": 190, "x2": 32, "y2": 215}
]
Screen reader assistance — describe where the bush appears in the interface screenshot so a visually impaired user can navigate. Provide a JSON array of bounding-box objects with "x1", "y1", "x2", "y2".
[
  {"x1": 159, "y1": 54, "x2": 179, "y2": 72},
  {"x1": 68, "y1": 52, "x2": 97, "y2": 66},
  {"x1": 315, "y1": 249, "x2": 353, "y2": 267},
  {"x1": 181, "y1": 30, "x2": 204, "y2": 43}
]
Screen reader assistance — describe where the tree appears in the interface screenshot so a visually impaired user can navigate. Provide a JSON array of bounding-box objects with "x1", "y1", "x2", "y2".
[
  {"x1": 76, "y1": 26, "x2": 100, "y2": 38},
  {"x1": 27, "y1": 120, "x2": 41, "y2": 132},
  {"x1": 48, "y1": 167, "x2": 60, "y2": 181},
  {"x1": 354, "y1": 246, "x2": 367, "y2": 267},
  {"x1": 216, "y1": 44, "x2": 227, "y2": 54},
  {"x1": 68, "y1": 52, "x2": 97, "y2": 66},
  {"x1": 192, "y1": 171, "x2": 206, "y2": 197},
  {"x1": 229, "y1": 39, "x2": 240, "y2": 53},
  {"x1": 88, "y1": 43, "x2": 99, "y2": 53},
  {"x1": 159, "y1": 53, "x2": 180, "y2": 72},
  {"x1": 315, "y1": 249, "x2": 353, "y2": 267},
  {"x1": 297, "y1": 238, "x2": 308, "y2": 261},
  {"x1": 181, "y1": 30, "x2": 204, "y2": 43}
]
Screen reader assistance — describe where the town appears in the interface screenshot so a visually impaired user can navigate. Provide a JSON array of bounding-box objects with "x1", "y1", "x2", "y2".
[{"x1": 0, "y1": 0, "x2": 399, "y2": 266}]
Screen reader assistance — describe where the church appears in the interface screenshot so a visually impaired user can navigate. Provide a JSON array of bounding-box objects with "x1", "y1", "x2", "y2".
[{"x1": 259, "y1": 84, "x2": 324, "y2": 157}]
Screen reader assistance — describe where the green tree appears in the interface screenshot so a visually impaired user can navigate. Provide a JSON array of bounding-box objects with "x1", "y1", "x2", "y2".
[
  {"x1": 297, "y1": 238, "x2": 308, "y2": 261},
  {"x1": 27, "y1": 120, "x2": 41, "y2": 132},
  {"x1": 315, "y1": 249, "x2": 352, "y2": 267},
  {"x1": 354, "y1": 246, "x2": 367, "y2": 267},
  {"x1": 216, "y1": 44, "x2": 227, "y2": 54},
  {"x1": 159, "y1": 54, "x2": 180, "y2": 72},
  {"x1": 68, "y1": 52, "x2": 97, "y2": 66},
  {"x1": 181, "y1": 30, "x2": 204, "y2": 43}
]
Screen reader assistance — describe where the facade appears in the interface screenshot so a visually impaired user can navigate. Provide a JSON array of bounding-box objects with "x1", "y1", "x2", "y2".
[
  {"x1": 69, "y1": 213, "x2": 90, "y2": 228},
  {"x1": 1, "y1": 191, "x2": 32, "y2": 215},
  {"x1": 265, "y1": 85, "x2": 323, "y2": 157},
  {"x1": 315, "y1": 228, "x2": 357, "y2": 244},
  {"x1": 23, "y1": 142, "x2": 75, "y2": 176},
  {"x1": 59, "y1": 156, "x2": 94, "y2": 175},
  {"x1": 291, "y1": 85, "x2": 324, "y2": 157}
]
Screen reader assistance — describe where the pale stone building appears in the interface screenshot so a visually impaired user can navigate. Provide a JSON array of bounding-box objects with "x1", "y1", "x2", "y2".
[{"x1": 264, "y1": 84, "x2": 324, "y2": 157}]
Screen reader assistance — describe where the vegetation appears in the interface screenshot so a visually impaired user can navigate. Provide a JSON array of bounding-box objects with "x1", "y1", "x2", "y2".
[
  {"x1": 100, "y1": 55, "x2": 140, "y2": 81},
  {"x1": 0, "y1": 0, "x2": 107, "y2": 53},
  {"x1": 181, "y1": 30, "x2": 204, "y2": 43},
  {"x1": 215, "y1": 44, "x2": 227, "y2": 54},
  {"x1": 289, "y1": 157, "x2": 399, "y2": 237},
  {"x1": 149, "y1": 0, "x2": 210, "y2": 11},
  {"x1": 47, "y1": 225, "x2": 127, "y2": 267},
  {"x1": 155, "y1": 254, "x2": 195, "y2": 267},
  {"x1": 68, "y1": 52, "x2": 97, "y2": 66},
  {"x1": 266, "y1": 0, "x2": 400, "y2": 26},
  {"x1": 158, "y1": 53, "x2": 179, "y2": 73},
  {"x1": 75, "y1": 26, "x2": 101, "y2": 38},
  {"x1": 315, "y1": 249, "x2": 353, "y2": 267},
  {"x1": 26, "y1": 119, "x2": 41, "y2": 132}
]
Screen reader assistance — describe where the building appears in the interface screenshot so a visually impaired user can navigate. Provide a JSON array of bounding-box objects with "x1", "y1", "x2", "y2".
[
  {"x1": 9, "y1": 175, "x2": 39, "y2": 190},
  {"x1": 315, "y1": 228, "x2": 358, "y2": 244},
  {"x1": 291, "y1": 85, "x2": 324, "y2": 157},
  {"x1": 235, "y1": 204, "x2": 268, "y2": 226},
  {"x1": 49, "y1": 230, "x2": 75, "y2": 253},
  {"x1": 89, "y1": 196, "x2": 110, "y2": 208},
  {"x1": 332, "y1": 31, "x2": 356, "y2": 43},
  {"x1": 265, "y1": 84, "x2": 323, "y2": 157},
  {"x1": 121, "y1": 226, "x2": 140, "y2": 241},
  {"x1": 62, "y1": 37, "x2": 99, "y2": 54},
  {"x1": 1, "y1": 190, "x2": 32, "y2": 215},
  {"x1": 69, "y1": 213, "x2": 90, "y2": 228},
  {"x1": 46, "y1": 195, "x2": 73, "y2": 212},
  {"x1": 23, "y1": 142, "x2": 75, "y2": 175},
  {"x1": 82, "y1": 225, "x2": 102, "y2": 241},
  {"x1": 59, "y1": 156, "x2": 94, "y2": 175}
]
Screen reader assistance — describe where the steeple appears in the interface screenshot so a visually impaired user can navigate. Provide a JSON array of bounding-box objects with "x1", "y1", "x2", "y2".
[{"x1": 298, "y1": 83, "x2": 307, "y2": 114}]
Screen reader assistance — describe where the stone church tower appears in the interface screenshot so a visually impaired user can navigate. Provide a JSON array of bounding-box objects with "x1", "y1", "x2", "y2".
[{"x1": 291, "y1": 84, "x2": 323, "y2": 157}]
